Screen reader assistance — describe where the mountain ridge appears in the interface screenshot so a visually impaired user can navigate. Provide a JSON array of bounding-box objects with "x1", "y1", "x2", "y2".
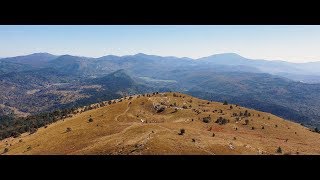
[{"x1": 1, "y1": 92, "x2": 319, "y2": 155}]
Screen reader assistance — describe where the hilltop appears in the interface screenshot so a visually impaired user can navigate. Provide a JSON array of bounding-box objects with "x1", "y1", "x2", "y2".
[{"x1": 1, "y1": 92, "x2": 319, "y2": 155}]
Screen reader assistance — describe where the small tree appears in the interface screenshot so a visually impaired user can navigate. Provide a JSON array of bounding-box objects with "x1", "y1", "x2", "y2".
[
  {"x1": 244, "y1": 110, "x2": 248, "y2": 117},
  {"x1": 203, "y1": 116, "x2": 211, "y2": 123},
  {"x1": 315, "y1": 127, "x2": 319, "y2": 133},
  {"x1": 223, "y1": 101, "x2": 228, "y2": 105},
  {"x1": 276, "y1": 147, "x2": 282, "y2": 154},
  {"x1": 178, "y1": 129, "x2": 185, "y2": 135}
]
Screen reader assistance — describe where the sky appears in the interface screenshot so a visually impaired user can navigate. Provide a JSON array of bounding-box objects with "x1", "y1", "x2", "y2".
[{"x1": 1, "y1": 25, "x2": 320, "y2": 63}]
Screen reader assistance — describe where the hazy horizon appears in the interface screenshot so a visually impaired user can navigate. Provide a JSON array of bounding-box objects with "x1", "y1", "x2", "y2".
[{"x1": 1, "y1": 25, "x2": 320, "y2": 63}]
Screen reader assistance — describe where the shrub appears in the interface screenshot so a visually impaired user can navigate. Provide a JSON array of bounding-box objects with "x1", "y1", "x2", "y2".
[
  {"x1": 215, "y1": 117, "x2": 228, "y2": 125},
  {"x1": 66, "y1": 127, "x2": 72, "y2": 132},
  {"x1": 192, "y1": 139, "x2": 196, "y2": 142},
  {"x1": 202, "y1": 116, "x2": 211, "y2": 123},
  {"x1": 182, "y1": 105, "x2": 188, "y2": 109},
  {"x1": 178, "y1": 129, "x2": 185, "y2": 135},
  {"x1": 251, "y1": 126, "x2": 255, "y2": 130},
  {"x1": 262, "y1": 126, "x2": 265, "y2": 129},
  {"x1": 244, "y1": 119, "x2": 249, "y2": 125},
  {"x1": 3, "y1": 148, "x2": 9, "y2": 154},
  {"x1": 88, "y1": 118, "x2": 93, "y2": 123},
  {"x1": 212, "y1": 133, "x2": 215, "y2": 137},
  {"x1": 244, "y1": 110, "x2": 250, "y2": 117},
  {"x1": 223, "y1": 101, "x2": 228, "y2": 105},
  {"x1": 314, "y1": 127, "x2": 319, "y2": 133},
  {"x1": 275, "y1": 125, "x2": 278, "y2": 128},
  {"x1": 276, "y1": 147, "x2": 282, "y2": 154},
  {"x1": 230, "y1": 105, "x2": 233, "y2": 109}
]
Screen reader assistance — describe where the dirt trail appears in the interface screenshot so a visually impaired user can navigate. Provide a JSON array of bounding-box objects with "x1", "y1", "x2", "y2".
[{"x1": 114, "y1": 102, "x2": 132, "y2": 123}]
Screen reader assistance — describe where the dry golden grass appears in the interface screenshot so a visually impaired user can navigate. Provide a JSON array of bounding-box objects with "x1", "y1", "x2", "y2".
[{"x1": 1, "y1": 92, "x2": 320, "y2": 155}]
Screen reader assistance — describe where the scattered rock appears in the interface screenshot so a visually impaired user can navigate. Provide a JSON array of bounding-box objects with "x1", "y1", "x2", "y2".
[
  {"x1": 228, "y1": 143, "x2": 235, "y2": 150},
  {"x1": 153, "y1": 103, "x2": 165, "y2": 113}
]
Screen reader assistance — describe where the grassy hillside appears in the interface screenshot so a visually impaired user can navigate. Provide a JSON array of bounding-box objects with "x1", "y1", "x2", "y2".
[{"x1": 1, "y1": 92, "x2": 319, "y2": 155}]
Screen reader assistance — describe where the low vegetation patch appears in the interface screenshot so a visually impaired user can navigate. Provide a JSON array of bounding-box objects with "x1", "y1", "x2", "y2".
[
  {"x1": 66, "y1": 127, "x2": 72, "y2": 132},
  {"x1": 178, "y1": 129, "x2": 185, "y2": 135},
  {"x1": 202, "y1": 116, "x2": 211, "y2": 123},
  {"x1": 215, "y1": 117, "x2": 228, "y2": 125}
]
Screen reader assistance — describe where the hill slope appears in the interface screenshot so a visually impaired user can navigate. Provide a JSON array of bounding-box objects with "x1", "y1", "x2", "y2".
[{"x1": 1, "y1": 92, "x2": 319, "y2": 155}]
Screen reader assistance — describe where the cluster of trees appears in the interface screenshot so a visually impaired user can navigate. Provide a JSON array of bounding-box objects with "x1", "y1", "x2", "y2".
[
  {"x1": 215, "y1": 117, "x2": 229, "y2": 125},
  {"x1": 0, "y1": 106, "x2": 84, "y2": 140}
]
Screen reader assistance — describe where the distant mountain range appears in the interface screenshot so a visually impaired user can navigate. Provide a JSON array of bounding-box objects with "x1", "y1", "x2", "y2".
[
  {"x1": 1, "y1": 52, "x2": 320, "y2": 128},
  {"x1": 2, "y1": 52, "x2": 320, "y2": 83}
]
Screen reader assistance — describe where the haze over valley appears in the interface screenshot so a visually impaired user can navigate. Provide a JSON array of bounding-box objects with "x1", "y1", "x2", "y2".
[{"x1": 1, "y1": 25, "x2": 320, "y2": 155}]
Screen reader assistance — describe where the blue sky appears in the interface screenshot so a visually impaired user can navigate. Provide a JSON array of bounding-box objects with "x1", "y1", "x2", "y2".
[{"x1": 1, "y1": 25, "x2": 320, "y2": 62}]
